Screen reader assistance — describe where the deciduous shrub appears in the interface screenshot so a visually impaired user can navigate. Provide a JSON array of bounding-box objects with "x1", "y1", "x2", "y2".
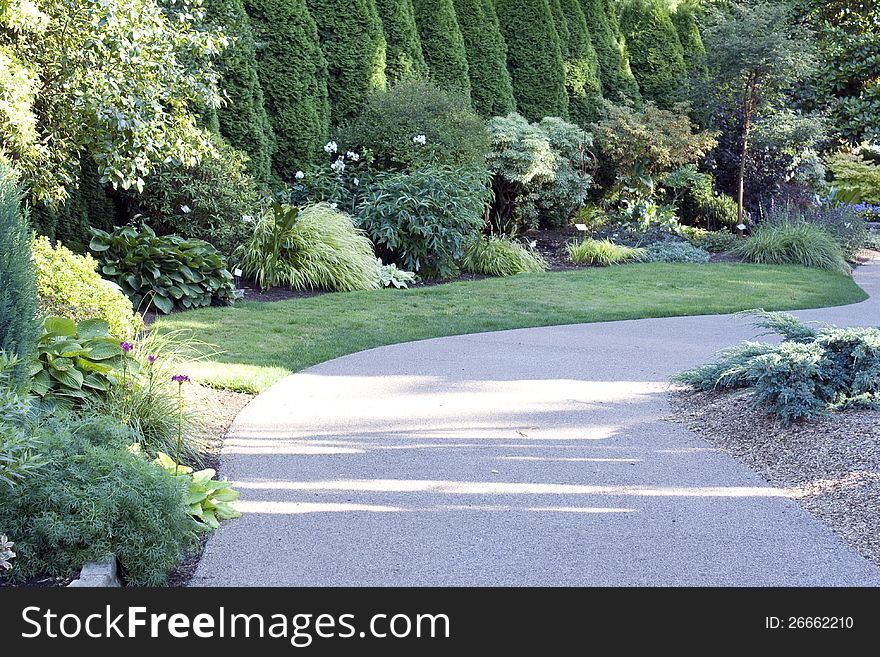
[
  {"x1": 460, "y1": 235, "x2": 548, "y2": 276},
  {"x1": 826, "y1": 150, "x2": 880, "y2": 204},
  {"x1": 357, "y1": 165, "x2": 490, "y2": 277},
  {"x1": 31, "y1": 235, "x2": 142, "y2": 339},
  {"x1": 237, "y1": 203, "x2": 380, "y2": 291},
  {"x1": 129, "y1": 139, "x2": 260, "y2": 257},
  {"x1": 677, "y1": 313, "x2": 880, "y2": 424},
  {"x1": 89, "y1": 226, "x2": 235, "y2": 314},
  {"x1": 0, "y1": 414, "x2": 198, "y2": 586},
  {"x1": 412, "y1": 0, "x2": 471, "y2": 98},
  {"x1": 495, "y1": 0, "x2": 568, "y2": 121},
  {"x1": 487, "y1": 114, "x2": 593, "y2": 232},
  {"x1": 338, "y1": 80, "x2": 488, "y2": 172},
  {"x1": 307, "y1": 0, "x2": 387, "y2": 125},
  {"x1": 660, "y1": 165, "x2": 738, "y2": 229},
  {"x1": 375, "y1": 0, "x2": 428, "y2": 84},
  {"x1": 568, "y1": 237, "x2": 646, "y2": 265},
  {"x1": 732, "y1": 222, "x2": 850, "y2": 273},
  {"x1": 644, "y1": 241, "x2": 710, "y2": 263},
  {"x1": 453, "y1": 0, "x2": 516, "y2": 117},
  {"x1": 0, "y1": 158, "x2": 37, "y2": 380}
]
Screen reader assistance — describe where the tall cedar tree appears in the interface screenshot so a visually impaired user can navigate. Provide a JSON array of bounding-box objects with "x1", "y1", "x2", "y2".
[
  {"x1": 307, "y1": 0, "x2": 388, "y2": 126},
  {"x1": 579, "y1": 0, "x2": 640, "y2": 104},
  {"x1": 549, "y1": 0, "x2": 571, "y2": 58},
  {"x1": 496, "y1": 0, "x2": 569, "y2": 120},
  {"x1": 245, "y1": 0, "x2": 330, "y2": 179},
  {"x1": 452, "y1": 0, "x2": 516, "y2": 116},
  {"x1": 671, "y1": 1, "x2": 708, "y2": 80},
  {"x1": 375, "y1": 0, "x2": 428, "y2": 84},
  {"x1": 559, "y1": 0, "x2": 603, "y2": 124},
  {"x1": 206, "y1": 0, "x2": 275, "y2": 184},
  {"x1": 0, "y1": 158, "x2": 38, "y2": 383},
  {"x1": 412, "y1": 0, "x2": 471, "y2": 100},
  {"x1": 618, "y1": 0, "x2": 687, "y2": 109}
]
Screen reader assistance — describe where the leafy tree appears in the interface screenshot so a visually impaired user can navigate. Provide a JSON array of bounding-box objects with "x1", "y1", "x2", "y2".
[
  {"x1": 205, "y1": 0, "x2": 275, "y2": 184},
  {"x1": 412, "y1": 0, "x2": 471, "y2": 99},
  {"x1": 618, "y1": 0, "x2": 687, "y2": 109},
  {"x1": 672, "y1": 0, "x2": 708, "y2": 79},
  {"x1": 559, "y1": 0, "x2": 603, "y2": 124},
  {"x1": 246, "y1": 0, "x2": 330, "y2": 179},
  {"x1": 375, "y1": 0, "x2": 428, "y2": 84},
  {"x1": 578, "y1": 0, "x2": 640, "y2": 104},
  {"x1": 702, "y1": 1, "x2": 814, "y2": 222},
  {"x1": 794, "y1": 0, "x2": 880, "y2": 143},
  {"x1": 496, "y1": 0, "x2": 569, "y2": 120},
  {"x1": 307, "y1": 0, "x2": 387, "y2": 125},
  {"x1": 0, "y1": 0, "x2": 227, "y2": 204},
  {"x1": 453, "y1": 0, "x2": 516, "y2": 116}
]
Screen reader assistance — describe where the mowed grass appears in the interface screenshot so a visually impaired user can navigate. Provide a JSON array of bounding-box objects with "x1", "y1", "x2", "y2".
[{"x1": 154, "y1": 263, "x2": 867, "y2": 393}]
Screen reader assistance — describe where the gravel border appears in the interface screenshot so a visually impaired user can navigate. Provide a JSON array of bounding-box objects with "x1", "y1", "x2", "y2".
[{"x1": 669, "y1": 387, "x2": 880, "y2": 568}]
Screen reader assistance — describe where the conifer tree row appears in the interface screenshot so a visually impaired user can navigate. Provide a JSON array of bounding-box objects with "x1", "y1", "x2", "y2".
[
  {"x1": 579, "y1": 0, "x2": 640, "y2": 105},
  {"x1": 376, "y1": 0, "x2": 428, "y2": 84},
  {"x1": 411, "y1": 0, "x2": 471, "y2": 100},
  {"x1": 558, "y1": 0, "x2": 603, "y2": 124}
]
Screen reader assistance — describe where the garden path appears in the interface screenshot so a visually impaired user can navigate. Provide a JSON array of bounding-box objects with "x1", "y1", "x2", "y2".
[{"x1": 192, "y1": 257, "x2": 880, "y2": 586}]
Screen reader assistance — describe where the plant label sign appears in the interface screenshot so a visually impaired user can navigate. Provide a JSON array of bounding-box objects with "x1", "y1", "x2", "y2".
[{"x1": 575, "y1": 224, "x2": 588, "y2": 231}]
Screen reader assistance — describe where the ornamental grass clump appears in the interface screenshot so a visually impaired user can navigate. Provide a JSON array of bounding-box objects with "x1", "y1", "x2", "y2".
[
  {"x1": 676, "y1": 312, "x2": 880, "y2": 425},
  {"x1": 732, "y1": 222, "x2": 851, "y2": 274},
  {"x1": 568, "y1": 238, "x2": 647, "y2": 266},
  {"x1": 460, "y1": 235, "x2": 548, "y2": 276}
]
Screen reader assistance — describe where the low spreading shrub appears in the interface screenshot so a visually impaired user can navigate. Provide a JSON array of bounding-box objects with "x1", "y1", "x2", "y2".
[
  {"x1": 679, "y1": 226, "x2": 738, "y2": 253},
  {"x1": 236, "y1": 203, "x2": 380, "y2": 291},
  {"x1": 89, "y1": 225, "x2": 235, "y2": 314},
  {"x1": 337, "y1": 80, "x2": 489, "y2": 172},
  {"x1": 31, "y1": 235, "x2": 142, "y2": 339},
  {"x1": 568, "y1": 238, "x2": 646, "y2": 266},
  {"x1": 357, "y1": 165, "x2": 490, "y2": 278},
  {"x1": 732, "y1": 223, "x2": 850, "y2": 274},
  {"x1": 677, "y1": 313, "x2": 880, "y2": 424},
  {"x1": 460, "y1": 236, "x2": 548, "y2": 277},
  {"x1": 644, "y1": 241, "x2": 710, "y2": 263},
  {"x1": 0, "y1": 413, "x2": 198, "y2": 586}
]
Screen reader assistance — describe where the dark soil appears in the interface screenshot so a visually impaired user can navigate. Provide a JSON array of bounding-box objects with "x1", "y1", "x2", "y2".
[{"x1": 0, "y1": 572, "x2": 76, "y2": 588}]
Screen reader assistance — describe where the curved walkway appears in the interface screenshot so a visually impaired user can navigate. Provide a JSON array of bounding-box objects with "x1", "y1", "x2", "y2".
[{"x1": 193, "y1": 258, "x2": 880, "y2": 586}]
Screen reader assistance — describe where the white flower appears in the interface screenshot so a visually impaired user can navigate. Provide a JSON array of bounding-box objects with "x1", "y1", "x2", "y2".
[
  {"x1": 324, "y1": 140, "x2": 338, "y2": 154},
  {"x1": 295, "y1": 170, "x2": 305, "y2": 180},
  {"x1": 329, "y1": 202, "x2": 338, "y2": 210},
  {"x1": 353, "y1": 177, "x2": 359, "y2": 187},
  {"x1": 413, "y1": 134, "x2": 427, "y2": 145},
  {"x1": 330, "y1": 156, "x2": 346, "y2": 173},
  {"x1": 180, "y1": 204, "x2": 191, "y2": 214},
  {"x1": 346, "y1": 151, "x2": 360, "y2": 161}
]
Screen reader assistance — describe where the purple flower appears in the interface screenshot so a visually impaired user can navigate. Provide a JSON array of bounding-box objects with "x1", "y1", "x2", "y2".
[
  {"x1": 148, "y1": 355, "x2": 157, "y2": 364},
  {"x1": 120, "y1": 342, "x2": 133, "y2": 353},
  {"x1": 171, "y1": 374, "x2": 190, "y2": 383}
]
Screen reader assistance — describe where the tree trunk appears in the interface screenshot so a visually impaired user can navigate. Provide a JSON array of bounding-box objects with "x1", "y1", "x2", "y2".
[{"x1": 737, "y1": 71, "x2": 759, "y2": 225}]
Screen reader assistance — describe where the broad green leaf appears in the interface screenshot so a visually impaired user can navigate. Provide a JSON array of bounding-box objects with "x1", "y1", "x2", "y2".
[
  {"x1": 49, "y1": 366, "x2": 84, "y2": 389},
  {"x1": 44, "y1": 317, "x2": 76, "y2": 337},
  {"x1": 84, "y1": 338, "x2": 122, "y2": 360},
  {"x1": 77, "y1": 319, "x2": 110, "y2": 340},
  {"x1": 50, "y1": 357, "x2": 74, "y2": 372}
]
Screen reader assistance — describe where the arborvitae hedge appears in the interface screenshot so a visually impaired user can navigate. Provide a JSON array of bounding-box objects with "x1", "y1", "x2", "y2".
[
  {"x1": 246, "y1": 0, "x2": 330, "y2": 179},
  {"x1": 496, "y1": 0, "x2": 569, "y2": 121},
  {"x1": 375, "y1": 0, "x2": 428, "y2": 84},
  {"x1": 559, "y1": 0, "x2": 603, "y2": 124},
  {"x1": 618, "y1": 0, "x2": 686, "y2": 109},
  {"x1": 412, "y1": 0, "x2": 471, "y2": 99},
  {"x1": 0, "y1": 158, "x2": 37, "y2": 379},
  {"x1": 549, "y1": 0, "x2": 571, "y2": 58},
  {"x1": 453, "y1": 0, "x2": 516, "y2": 117},
  {"x1": 206, "y1": 0, "x2": 275, "y2": 184},
  {"x1": 307, "y1": 0, "x2": 387, "y2": 126},
  {"x1": 671, "y1": 1, "x2": 707, "y2": 79},
  {"x1": 579, "y1": 0, "x2": 640, "y2": 104}
]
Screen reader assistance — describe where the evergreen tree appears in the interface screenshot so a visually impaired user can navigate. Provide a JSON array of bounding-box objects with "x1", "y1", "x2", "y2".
[
  {"x1": 452, "y1": 0, "x2": 516, "y2": 116},
  {"x1": 206, "y1": 0, "x2": 275, "y2": 184},
  {"x1": 0, "y1": 158, "x2": 37, "y2": 382},
  {"x1": 618, "y1": 0, "x2": 687, "y2": 109},
  {"x1": 559, "y1": 0, "x2": 603, "y2": 124},
  {"x1": 412, "y1": 0, "x2": 471, "y2": 99},
  {"x1": 671, "y1": 1, "x2": 707, "y2": 79},
  {"x1": 307, "y1": 0, "x2": 387, "y2": 126},
  {"x1": 496, "y1": 0, "x2": 568, "y2": 120},
  {"x1": 579, "y1": 0, "x2": 640, "y2": 104},
  {"x1": 549, "y1": 0, "x2": 571, "y2": 58},
  {"x1": 375, "y1": 0, "x2": 428, "y2": 84},
  {"x1": 246, "y1": 0, "x2": 330, "y2": 179}
]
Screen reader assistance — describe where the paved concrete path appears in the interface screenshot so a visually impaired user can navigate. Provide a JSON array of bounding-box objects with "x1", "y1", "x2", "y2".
[{"x1": 193, "y1": 259, "x2": 880, "y2": 586}]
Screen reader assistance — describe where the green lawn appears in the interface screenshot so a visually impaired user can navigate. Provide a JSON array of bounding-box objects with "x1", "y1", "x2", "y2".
[{"x1": 154, "y1": 263, "x2": 867, "y2": 393}]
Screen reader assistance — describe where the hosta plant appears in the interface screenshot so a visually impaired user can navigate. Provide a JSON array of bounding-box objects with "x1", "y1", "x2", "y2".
[
  {"x1": 377, "y1": 260, "x2": 417, "y2": 288},
  {"x1": 27, "y1": 317, "x2": 135, "y2": 409},
  {"x1": 154, "y1": 452, "x2": 241, "y2": 531},
  {"x1": 89, "y1": 225, "x2": 234, "y2": 314}
]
